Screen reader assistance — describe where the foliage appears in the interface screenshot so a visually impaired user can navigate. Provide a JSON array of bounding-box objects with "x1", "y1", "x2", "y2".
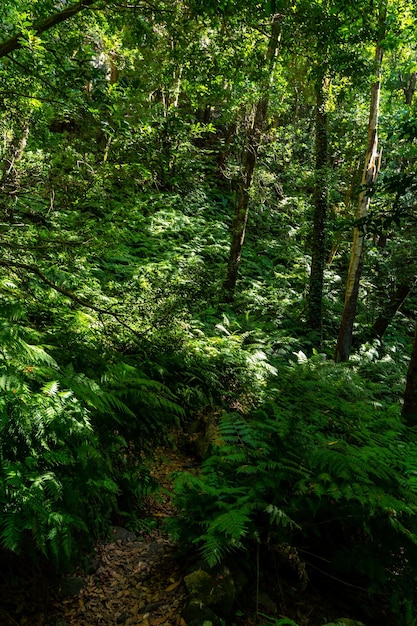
[
  {"x1": 171, "y1": 356, "x2": 417, "y2": 617},
  {"x1": 0, "y1": 307, "x2": 116, "y2": 566},
  {"x1": 0, "y1": 299, "x2": 182, "y2": 567},
  {"x1": 1, "y1": 3, "x2": 417, "y2": 624}
]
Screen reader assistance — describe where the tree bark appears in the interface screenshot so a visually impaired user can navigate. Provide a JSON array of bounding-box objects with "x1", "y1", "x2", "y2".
[
  {"x1": 371, "y1": 280, "x2": 417, "y2": 339},
  {"x1": 0, "y1": 122, "x2": 30, "y2": 221},
  {"x1": 222, "y1": 101, "x2": 266, "y2": 297},
  {"x1": 306, "y1": 76, "x2": 328, "y2": 335},
  {"x1": 223, "y1": 15, "x2": 281, "y2": 300},
  {"x1": 402, "y1": 318, "x2": 417, "y2": 427},
  {"x1": 401, "y1": 71, "x2": 417, "y2": 106},
  {"x1": 0, "y1": 0, "x2": 97, "y2": 59},
  {"x1": 334, "y1": 15, "x2": 385, "y2": 362},
  {"x1": 370, "y1": 70, "x2": 417, "y2": 339}
]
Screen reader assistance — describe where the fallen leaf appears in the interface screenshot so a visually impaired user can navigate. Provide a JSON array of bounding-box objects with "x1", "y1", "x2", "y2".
[{"x1": 165, "y1": 580, "x2": 181, "y2": 592}]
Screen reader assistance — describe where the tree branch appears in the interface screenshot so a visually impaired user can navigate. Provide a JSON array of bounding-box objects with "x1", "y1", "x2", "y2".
[
  {"x1": 0, "y1": 0, "x2": 98, "y2": 59},
  {"x1": 0, "y1": 259, "x2": 143, "y2": 338},
  {"x1": 0, "y1": 90, "x2": 67, "y2": 105}
]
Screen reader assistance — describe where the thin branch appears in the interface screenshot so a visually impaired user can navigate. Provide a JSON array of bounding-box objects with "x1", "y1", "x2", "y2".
[
  {"x1": 0, "y1": 259, "x2": 143, "y2": 338},
  {"x1": 304, "y1": 558, "x2": 384, "y2": 594},
  {"x1": 4, "y1": 50, "x2": 88, "y2": 107},
  {"x1": 5, "y1": 54, "x2": 62, "y2": 93},
  {"x1": 0, "y1": 90, "x2": 67, "y2": 105},
  {"x1": 0, "y1": 0, "x2": 99, "y2": 59}
]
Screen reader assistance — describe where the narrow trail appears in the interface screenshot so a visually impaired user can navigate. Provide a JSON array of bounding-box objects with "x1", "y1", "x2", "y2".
[
  {"x1": 0, "y1": 445, "x2": 391, "y2": 626},
  {"x1": 2, "y1": 447, "x2": 196, "y2": 626},
  {"x1": 57, "y1": 529, "x2": 187, "y2": 626}
]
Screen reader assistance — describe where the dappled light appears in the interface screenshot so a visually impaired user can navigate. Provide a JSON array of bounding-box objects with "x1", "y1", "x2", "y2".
[{"x1": 0, "y1": 0, "x2": 417, "y2": 624}]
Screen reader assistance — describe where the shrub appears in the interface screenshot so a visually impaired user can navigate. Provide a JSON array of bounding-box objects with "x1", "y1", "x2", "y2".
[
  {"x1": 171, "y1": 357, "x2": 417, "y2": 616},
  {"x1": 0, "y1": 379, "x2": 118, "y2": 567},
  {"x1": 0, "y1": 307, "x2": 181, "y2": 568}
]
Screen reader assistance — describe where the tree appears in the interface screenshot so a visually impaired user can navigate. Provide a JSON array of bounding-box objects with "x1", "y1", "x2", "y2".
[
  {"x1": 370, "y1": 67, "x2": 417, "y2": 339},
  {"x1": 335, "y1": 5, "x2": 385, "y2": 362},
  {"x1": 291, "y1": 0, "x2": 373, "y2": 339},
  {"x1": 307, "y1": 70, "x2": 328, "y2": 335},
  {"x1": 0, "y1": 0, "x2": 98, "y2": 59},
  {"x1": 402, "y1": 318, "x2": 417, "y2": 426},
  {"x1": 223, "y1": 13, "x2": 281, "y2": 299}
]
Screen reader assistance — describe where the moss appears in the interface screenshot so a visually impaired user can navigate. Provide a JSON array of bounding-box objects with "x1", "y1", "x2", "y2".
[{"x1": 184, "y1": 566, "x2": 236, "y2": 616}]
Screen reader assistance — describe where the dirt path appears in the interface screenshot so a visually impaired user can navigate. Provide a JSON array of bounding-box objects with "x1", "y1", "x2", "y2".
[
  {"x1": 1, "y1": 447, "x2": 195, "y2": 626},
  {"x1": 57, "y1": 530, "x2": 187, "y2": 626}
]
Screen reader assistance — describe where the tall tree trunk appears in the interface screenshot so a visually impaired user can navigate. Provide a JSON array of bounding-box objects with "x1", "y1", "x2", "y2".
[
  {"x1": 0, "y1": 121, "x2": 30, "y2": 221},
  {"x1": 402, "y1": 318, "x2": 417, "y2": 427},
  {"x1": 218, "y1": 123, "x2": 236, "y2": 178},
  {"x1": 306, "y1": 76, "x2": 328, "y2": 335},
  {"x1": 401, "y1": 70, "x2": 417, "y2": 106},
  {"x1": 370, "y1": 71, "x2": 417, "y2": 339},
  {"x1": 223, "y1": 15, "x2": 281, "y2": 300},
  {"x1": 334, "y1": 16, "x2": 385, "y2": 362},
  {"x1": 222, "y1": 101, "x2": 266, "y2": 298}
]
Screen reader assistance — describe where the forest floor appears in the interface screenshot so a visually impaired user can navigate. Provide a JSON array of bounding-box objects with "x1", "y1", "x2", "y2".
[
  {"x1": 0, "y1": 445, "x2": 393, "y2": 626},
  {"x1": 0, "y1": 447, "x2": 194, "y2": 626}
]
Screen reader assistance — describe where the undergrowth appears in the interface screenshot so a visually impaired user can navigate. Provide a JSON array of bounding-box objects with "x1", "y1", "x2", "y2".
[
  {"x1": 170, "y1": 355, "x2": 417, "y2": 623},
  {"x1": 0, "y1": 303, "x2": 181, "y2": 569}
]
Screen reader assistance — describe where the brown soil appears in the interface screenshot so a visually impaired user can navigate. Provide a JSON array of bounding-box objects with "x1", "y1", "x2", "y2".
[
  {"x1": 0, "y1": 447, "x2": 195, "y2": 626},
  {"x1": 0, "y1": 446, "x2": 395, "y2": 626}
]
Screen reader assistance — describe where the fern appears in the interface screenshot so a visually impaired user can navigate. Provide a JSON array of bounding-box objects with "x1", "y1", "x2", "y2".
[
  {"x1": 173, "y1": 357, "x2": 417, "y2": 610},
  {"x1": 0, "y1": 314, "x2": 123, "y2": 567}
]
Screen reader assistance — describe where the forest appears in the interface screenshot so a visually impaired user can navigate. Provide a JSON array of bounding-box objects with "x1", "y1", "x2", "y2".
[{"x1": 1, "y1": 0, "x2": 417, "y2": 624}]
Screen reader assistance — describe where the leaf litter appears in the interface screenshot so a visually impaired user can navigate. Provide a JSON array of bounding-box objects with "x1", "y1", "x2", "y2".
[{"x1": 0, "y1": 447, "x2": 195, "y2": 626}]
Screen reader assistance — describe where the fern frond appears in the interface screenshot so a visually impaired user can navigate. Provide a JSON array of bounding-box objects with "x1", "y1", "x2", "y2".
[{"x1": 42, "y1": 380, "x2": 59, "y2": 396}]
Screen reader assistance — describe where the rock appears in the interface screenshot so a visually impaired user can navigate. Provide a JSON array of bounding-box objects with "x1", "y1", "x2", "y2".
[
  {"x1": 184, "y1": 565, "x2": 235, "y2": 616},
  {"x1": 184, "y1": 569, "x2": 213, "y2": 595},
  {"x1": 228, "y1": 562, "x2": 248, "y2": 595},
  {"x1": 86, "y1": 555, "x2": 101, "y2": 574},
  {"x1": 59, "y1": 576, "x2": 85, "y2": 598},
  {"x1": 257, "y1": 590, "x2": 277, "y2": 613},
  {"x1": 182, "y1": 598, "x2": 221, "y2": 626},
  {"x1": 146, "y1": 542, "x2": 167, "y2": 556},
  {"x1": 190, "y1": 410, "x2": 219, "y2": 459},
  {"x1": 110, "y1": 526, "x2": 137, "y2": 544},
  {"x1": 142, "y1": 600, "x2": 166, "y2": 612}
]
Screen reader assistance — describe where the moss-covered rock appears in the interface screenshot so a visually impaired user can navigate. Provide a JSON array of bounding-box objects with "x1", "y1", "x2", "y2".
[
  {"x1": 182, "y1": 598, "x2": 221, "y2": 625},
  {"x1": 184, "y1": 565, "x2": 236, "y2": 615}
]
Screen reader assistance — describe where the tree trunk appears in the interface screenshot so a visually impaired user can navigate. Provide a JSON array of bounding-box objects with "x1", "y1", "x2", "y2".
[
  {"x1": 223, "y1": 15, "x2": 281, "y2": 300},
  {"x1": 401, "y1": 84, "x2": 417, "y2": 419},
  {"x1": 222, "y1": 101, "x2": 266, "y2": 297},
  {"x1": 0, "y1": 122, "x2": 30, "y2": 221},
  {"x1": 401, "y1": 70, "x2": 417, "y2": 106},
  {"x1": 402, "y1": 318, "x2": 417, "y2": 427},
  {"x1": 371, "y1": 279, "x2": 417, "y2": 339},
  {"x1": 334, "y1": 16, "x2": 385, "y2": 362},
  {"x1": 306, "y1": 76, "x2": 328, "y2": 335},
  {"x1": 218, "y1": 123, "x2": 236, "y2": 178},
  {"x1": 370, "y1": 69, "x2": 417, "y2": 339}
]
